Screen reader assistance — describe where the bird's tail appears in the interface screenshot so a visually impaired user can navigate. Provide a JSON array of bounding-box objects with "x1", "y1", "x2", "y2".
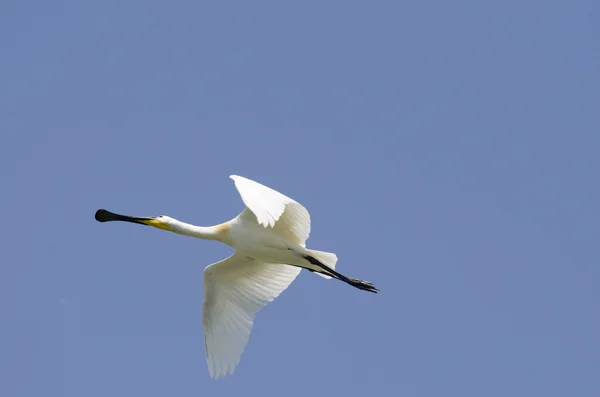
[{"x1": 306, "y1": 249, "x2": 337, "y2": 279}]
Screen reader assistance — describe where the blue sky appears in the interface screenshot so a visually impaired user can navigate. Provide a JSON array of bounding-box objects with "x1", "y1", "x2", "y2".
[{"x1": 2, "y1": 0, "x2": 599, "y2": 396}]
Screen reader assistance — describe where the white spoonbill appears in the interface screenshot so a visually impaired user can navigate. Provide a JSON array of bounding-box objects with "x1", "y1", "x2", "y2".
[{"x1": 95, "y1": 175, "x2": 378, "y2": 379}]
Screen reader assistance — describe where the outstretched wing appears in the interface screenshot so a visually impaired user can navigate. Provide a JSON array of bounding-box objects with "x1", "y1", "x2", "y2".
[
  {"x1": 202, "y1": 251, "x2": 301, "y2": 380},
  {"x1": 230, "y1": 175, "x2": 311, "y2": 245}
]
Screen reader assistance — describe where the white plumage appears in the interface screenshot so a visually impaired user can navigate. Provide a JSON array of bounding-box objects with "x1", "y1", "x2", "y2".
[
  {"x1": 95, "y1": 174, "x2": 378, "y2": 380},
  {"x1": 202, "y1": 252, "x2": 301, "y2": 379}
]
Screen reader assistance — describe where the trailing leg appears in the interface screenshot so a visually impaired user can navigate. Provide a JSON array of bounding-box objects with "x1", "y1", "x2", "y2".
[{"x1": 303, "y1": 253, "x2": 379, "y2": 294}]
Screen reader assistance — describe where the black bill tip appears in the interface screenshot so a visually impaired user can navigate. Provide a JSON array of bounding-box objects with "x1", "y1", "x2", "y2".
[
  {"x1": 95, "y1": 209, "x2": 118, "y2": 222},
  {"x1": 95, "y1": 209, "x2": 153, "y2": 225}
]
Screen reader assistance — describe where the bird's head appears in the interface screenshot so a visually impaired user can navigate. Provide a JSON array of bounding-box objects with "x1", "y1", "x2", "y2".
[{"x1": 143, "y1": 215, "x2": 176, "y2": 231}]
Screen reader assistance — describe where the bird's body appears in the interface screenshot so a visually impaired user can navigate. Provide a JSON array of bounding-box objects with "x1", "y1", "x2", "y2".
[{"x1": 95, "y1": 175, "x2": 378, "y2": 379}]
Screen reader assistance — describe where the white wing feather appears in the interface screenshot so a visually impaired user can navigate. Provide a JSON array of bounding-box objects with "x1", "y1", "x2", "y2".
[
  {"x1": 230, "y1": 175, "x2": 311, "y2": 245},
  {"x1": 202, "y1": 251, "x2": 301, "y2": 379}
]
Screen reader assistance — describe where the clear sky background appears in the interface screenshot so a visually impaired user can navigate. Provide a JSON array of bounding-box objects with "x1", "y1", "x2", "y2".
[{"x1": 2, "y1": 1, "x2": 599, "y2": 396}]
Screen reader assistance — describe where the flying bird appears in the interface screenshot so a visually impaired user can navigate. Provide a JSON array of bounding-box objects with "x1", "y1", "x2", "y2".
[{"x1": 95, "y1": 175, "x2": 378, "y2": 379}]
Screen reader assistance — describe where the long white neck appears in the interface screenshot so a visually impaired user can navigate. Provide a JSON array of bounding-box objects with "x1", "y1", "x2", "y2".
[{"x1": 169, "y1": 219, "x2": 229, "y2": 241}]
